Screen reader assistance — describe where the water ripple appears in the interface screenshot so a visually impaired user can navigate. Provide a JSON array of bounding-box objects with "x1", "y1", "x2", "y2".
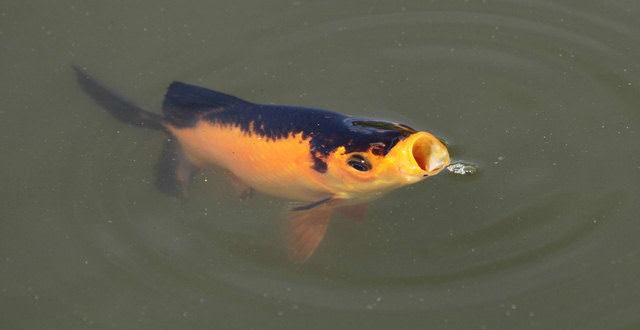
[{"x1": 66, "y1": 1, "x2": 640, "y2": 317}]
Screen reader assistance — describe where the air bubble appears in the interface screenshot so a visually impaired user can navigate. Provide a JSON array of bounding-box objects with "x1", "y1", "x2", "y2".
[{"x1": 446, "y1": 162, "x2": 478, "y2": 175}]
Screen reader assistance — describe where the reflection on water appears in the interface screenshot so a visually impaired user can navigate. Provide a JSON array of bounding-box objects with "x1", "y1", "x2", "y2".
[{"x1": 2, "y1": 0, "x2": 640, "y2": 329}]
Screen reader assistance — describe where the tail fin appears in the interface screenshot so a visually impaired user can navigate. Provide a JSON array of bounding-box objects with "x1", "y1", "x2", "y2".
[{"x1": 72, "y1": 65, "x2": 164, "y2": 130}]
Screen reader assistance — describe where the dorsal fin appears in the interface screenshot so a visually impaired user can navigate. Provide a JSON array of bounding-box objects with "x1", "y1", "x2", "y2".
[{"x1": 162, "y1": 81, "x2": 252, "y2": 127}]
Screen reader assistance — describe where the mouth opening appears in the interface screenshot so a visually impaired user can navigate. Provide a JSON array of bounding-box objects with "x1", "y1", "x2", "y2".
[
  {"x1": 410, "y1": 135, "x2": 448, "y2": 174},
  {"x1": 411, "y1": 137, "x2": 431, "y2": 171}
]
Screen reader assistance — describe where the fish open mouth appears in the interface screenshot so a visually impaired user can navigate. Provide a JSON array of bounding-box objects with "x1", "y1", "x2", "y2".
[
  {"x1": 411, "y1": 134, "x2": 449, "y2": 174},
  {"x1": 412, "y1": 137, "x2": 430, "y2": 171}
]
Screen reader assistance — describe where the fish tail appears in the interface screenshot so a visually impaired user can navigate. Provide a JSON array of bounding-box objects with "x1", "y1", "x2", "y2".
[
  {"x1": 73, "y1": 65, "x2": 200, "y2": 198},
  {"x1": 72, "y1": 64, "x2": 164, "y2": 130}
]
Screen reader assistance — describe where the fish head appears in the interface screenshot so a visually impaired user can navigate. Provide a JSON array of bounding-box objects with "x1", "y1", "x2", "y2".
[{"x1": 323, "y1": 131, "x2": 450, "y2": 199}]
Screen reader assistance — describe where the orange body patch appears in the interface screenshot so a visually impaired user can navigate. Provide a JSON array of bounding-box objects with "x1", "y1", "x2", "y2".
[{"x1": 167, "y1": 122, "x2": 331, "y2": 202}]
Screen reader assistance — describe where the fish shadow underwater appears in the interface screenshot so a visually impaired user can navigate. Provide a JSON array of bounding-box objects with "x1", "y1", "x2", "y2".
[{"x1": 72, "y1": 65, "x2": 450, "y2": 263}]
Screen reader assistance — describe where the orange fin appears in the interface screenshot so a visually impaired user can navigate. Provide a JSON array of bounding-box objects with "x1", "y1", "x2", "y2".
[
  {"x1": 287, "y1": 199, "x2": 336, "y2": 263},
  {"x1": 337, "y1": 203, "x2": 369, "y2": 222}
]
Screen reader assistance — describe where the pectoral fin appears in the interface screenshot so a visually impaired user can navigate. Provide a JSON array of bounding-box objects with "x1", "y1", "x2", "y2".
[
  {"x1": 287, "y1": 198, "x2": 337, "y2": 263},
  {"x1": 337, "y1": 203, "x2": 369, "y2": 222}
]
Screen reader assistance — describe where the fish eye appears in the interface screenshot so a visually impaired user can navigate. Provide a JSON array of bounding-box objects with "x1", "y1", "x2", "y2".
[{"x1": 347, "y1": 154, "x2": 371, "y2": 171}]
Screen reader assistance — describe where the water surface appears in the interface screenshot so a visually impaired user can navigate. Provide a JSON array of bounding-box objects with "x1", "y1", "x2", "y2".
[{"x1": 2, "y1": 1, "x2": 640, "y2": 329}]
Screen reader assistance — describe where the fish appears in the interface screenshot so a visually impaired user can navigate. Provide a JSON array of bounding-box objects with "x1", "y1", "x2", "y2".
[{"x1": 72, "y1": 65, "x2": 450, "y2": 262}]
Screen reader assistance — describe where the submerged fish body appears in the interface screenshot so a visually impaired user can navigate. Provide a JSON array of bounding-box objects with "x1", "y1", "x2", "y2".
[{"x1": 74, "y1": 66, "x2": 450, "y2": 262}]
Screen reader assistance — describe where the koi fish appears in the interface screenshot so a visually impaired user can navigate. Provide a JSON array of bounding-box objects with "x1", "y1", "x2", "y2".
[{"x1": 73, "y1": 66, "x2": 450, "y2": 262}]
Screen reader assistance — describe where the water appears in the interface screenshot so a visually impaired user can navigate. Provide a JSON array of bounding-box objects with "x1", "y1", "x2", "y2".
[{"x1": 2, "y1": 1, "x2": 639, "y2": 329}]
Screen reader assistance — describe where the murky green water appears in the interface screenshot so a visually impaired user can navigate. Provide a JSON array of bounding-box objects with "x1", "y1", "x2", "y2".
[{"x1": 3, "y1": 1, "x2": 640, "y2": 329}]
